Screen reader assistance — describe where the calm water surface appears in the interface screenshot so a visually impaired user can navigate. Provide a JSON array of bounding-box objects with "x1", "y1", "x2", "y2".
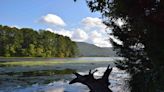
[
  {"x1": 0, "y1": 57, "x2": 123, "y2": 62},
  {"x1": 0, "y1": 57, "x2": 129, "y2": 92}
]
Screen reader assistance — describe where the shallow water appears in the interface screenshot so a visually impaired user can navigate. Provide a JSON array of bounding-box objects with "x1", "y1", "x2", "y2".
[
  {"x1": 10, "y1": 67, "x2": 130, "y2": 92},
  {"x1": 0, "y1": 57, "x2": 122, "y2": 62},
  {"x1": 0, "y1": 57, "x2": 129, "y2": 92},
  {"x1": 0, "y1": 60, "x2": 130, "y2": 92}
]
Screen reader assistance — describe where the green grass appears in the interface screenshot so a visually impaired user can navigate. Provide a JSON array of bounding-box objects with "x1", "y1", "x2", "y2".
[
  {"x1": 0, "y1": 59, "x2": 112, "y2": 67},
  {"x1": 2, "y1": 68, "x2": 76, "y2": 76},
  {"x1": 0, "y1": 60, "x2": 89, "y2": 67},
  {"x1": 0, "y1": 61, "x2": 65, "y2": 67}
]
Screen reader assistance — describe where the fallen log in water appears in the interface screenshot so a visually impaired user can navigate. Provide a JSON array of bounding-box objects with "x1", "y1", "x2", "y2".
[{"x1": 69, "y1": 65, "x2": 113, "y2": 92}]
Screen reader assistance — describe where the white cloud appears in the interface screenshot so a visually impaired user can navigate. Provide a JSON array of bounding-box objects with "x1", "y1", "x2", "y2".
[
  {"x1": 46, "y1": 28, "x2": 54, "y2": 33},
  {"x1": 46, "y1": 27, "x2": 112, "y2": 47},
  {"x1": 94, "y1": 39, "x2": 112, "y2": 47},
  {"x1": 39, "y1": 14, "x2": 66, "y2": 26},
  {"x1": 80, "y1": 17, "x2": 113, "y2": 47},
  {"x1": 46, "y1": 28, "x2": 72, "y2": 38},
  {"x1": 72, "y1": 29, "x2": 88, "y2": 42},
  {"x1": 87, "y1": 31, "x2": 112, "y2": 47},
  {"x1": 42, "y1": 16, "x2": 113, "y2": 47},
  {"x1": 112, "y1": 18, "x2": 125, "y2": 27},
  {"x1": 10, "y1": 25, "x2": 21, "y2": 29},
  {"x1": 56, "y1": 29, "x2": 72, "y2": 37},
  {"x1": 110, "y1": 35, "x2": 123, "y2": 45},
  {"x1": 81, "y1": 17, "x2": 106, "y2": 29},
  {"x1": 90, "y1": 31, "x2": 102, "y2": 38},
  {"x1": 46, "y1": 28, "x2": 88, "y2": 42},
  {"x1": 117, "y1": 18, "x2": 124, "y2": 26}
]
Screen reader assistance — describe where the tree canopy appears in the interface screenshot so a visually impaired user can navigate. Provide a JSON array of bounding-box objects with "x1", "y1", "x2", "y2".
[
  {"x1": 0, "y1": 25, "x2": 78, "y2": 57},
  {"x1": 84, "y1": 0, "x2": 164, "y2": 91}
]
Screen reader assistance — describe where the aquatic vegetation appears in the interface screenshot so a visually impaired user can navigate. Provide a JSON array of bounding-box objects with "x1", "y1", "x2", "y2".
[{"x1": 0, "y1": 69, "x2": 76, "y2": 77}]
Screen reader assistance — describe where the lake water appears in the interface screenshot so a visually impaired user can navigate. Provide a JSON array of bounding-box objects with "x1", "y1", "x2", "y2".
[
  {"x1": 0, "y1": 57, "x2": 123, "y2": 62},
  {"x1": 0, "y1": 57, "x2": 130, "y2": 92}
]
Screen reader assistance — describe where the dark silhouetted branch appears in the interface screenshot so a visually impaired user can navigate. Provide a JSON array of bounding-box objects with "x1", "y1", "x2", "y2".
[{"x1": 69, "y1": 65, "x2": 113, "y2": 92}]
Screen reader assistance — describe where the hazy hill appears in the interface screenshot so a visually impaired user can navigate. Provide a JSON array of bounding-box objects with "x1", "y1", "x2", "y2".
[{"x1": 76, "y1": 42, "x2": 117, "y2": 57}]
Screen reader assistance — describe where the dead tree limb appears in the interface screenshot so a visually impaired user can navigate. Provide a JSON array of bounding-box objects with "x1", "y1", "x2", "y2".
[{"x1": 69, "y1": 65, "x2": 113, "y2": 92}]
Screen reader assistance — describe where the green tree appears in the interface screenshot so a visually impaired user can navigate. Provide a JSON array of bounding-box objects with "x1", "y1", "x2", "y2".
[
  {"x1": 38, "y1": 30, "x2": 56, "y2": 57},
  {"x1": 0, "y1": 26, "x2": 23, "y2": 56},
  {"x1": 0, "y1": 25, "x2": 78, "y2": 57},
  {"x1": 84, "y1": 0, "x2": 164, "y2": 91}
]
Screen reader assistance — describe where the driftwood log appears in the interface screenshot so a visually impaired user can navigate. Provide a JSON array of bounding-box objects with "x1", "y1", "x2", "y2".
[{"x1": 69, "y1": 65, "x2": 113, "y2": 92}]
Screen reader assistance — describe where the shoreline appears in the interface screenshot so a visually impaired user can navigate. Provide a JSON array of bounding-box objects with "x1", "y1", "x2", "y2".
[{"x1": 0, "y1": 57, "x2": 122, "y2": 62}]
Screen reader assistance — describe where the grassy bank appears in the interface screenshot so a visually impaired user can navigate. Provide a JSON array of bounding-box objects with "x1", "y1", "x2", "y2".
[
  {"x1": 0, "y1": 60, "x2": 89, "y2": 67},
  {"x1": 0, "y1": 60, "x2": 111, "y2": 67},
  {"x1": 1, "y1": 69, "x2": 76, "y2": 77},
  {"x1": 0, "y1": 61, "x2": 65, "y2": 67}
]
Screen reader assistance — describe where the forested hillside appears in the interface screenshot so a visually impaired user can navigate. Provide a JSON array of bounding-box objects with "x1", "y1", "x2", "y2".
[
  {"x1": 76, "y1": 42, "x2": 116, "y2": 57},
  {"x1": 0, "y1": 25, "x2": 78, "y2": 57}
]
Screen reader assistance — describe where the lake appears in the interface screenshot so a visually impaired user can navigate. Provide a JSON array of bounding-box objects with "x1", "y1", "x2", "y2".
[
  {"x1": 0, "y1": 57, "x2": 129, "y2": 92},
  {"x1": 0, "y1": 57, "x2": 123, "y2": 62}
]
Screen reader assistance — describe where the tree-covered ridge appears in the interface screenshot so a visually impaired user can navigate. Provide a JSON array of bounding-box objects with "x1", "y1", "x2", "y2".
[{"x1": 0, "y1": 25, "x2": 78, "y2": 57}]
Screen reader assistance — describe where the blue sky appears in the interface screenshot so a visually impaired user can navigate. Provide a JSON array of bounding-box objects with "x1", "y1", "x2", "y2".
[
  {"x1": 0, "y1": 0, "x2": 112, "y2": 47},
  {"x1": 0, "y1": 0, "x2": 100, "y2": 29}
]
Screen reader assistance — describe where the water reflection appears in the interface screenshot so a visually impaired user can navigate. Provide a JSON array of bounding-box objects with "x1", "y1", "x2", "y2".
[
  {"x1": 9, "y1": 67, "x2": 130, "y2": 92},
  {"x1": 0, "y1": 57, "x2": 123, "y2": 62}
]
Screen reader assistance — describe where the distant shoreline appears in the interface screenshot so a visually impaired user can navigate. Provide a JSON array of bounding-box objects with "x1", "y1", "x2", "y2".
[{"x1": 0, "y1": 57, "x2": 122, "y2": 62}]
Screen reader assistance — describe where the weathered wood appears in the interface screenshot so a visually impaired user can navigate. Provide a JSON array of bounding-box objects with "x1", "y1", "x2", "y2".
[{"x1": 69, "y1": 65, "x2": 113, "y2": 92}]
